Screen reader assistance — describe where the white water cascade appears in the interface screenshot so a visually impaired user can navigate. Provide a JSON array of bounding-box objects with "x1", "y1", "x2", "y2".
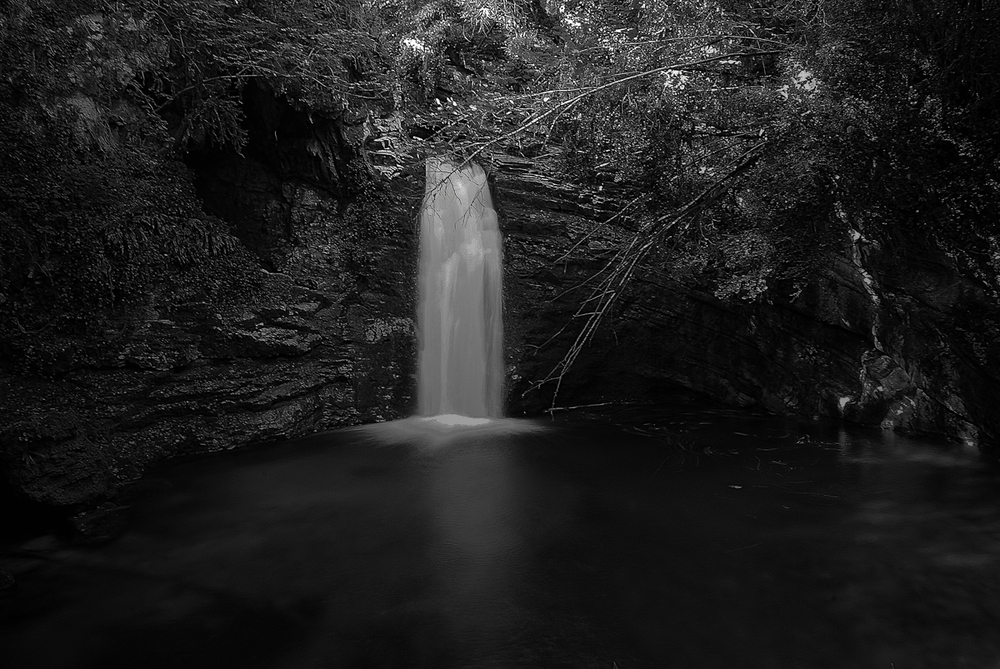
[{"x1": 417, "y1": 157, "x2": 504, "y2": 419}]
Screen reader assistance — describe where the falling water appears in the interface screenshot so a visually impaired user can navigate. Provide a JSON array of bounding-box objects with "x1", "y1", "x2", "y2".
[{"x1": 417, "y1": 157, "x2": 504, "y2": 418}]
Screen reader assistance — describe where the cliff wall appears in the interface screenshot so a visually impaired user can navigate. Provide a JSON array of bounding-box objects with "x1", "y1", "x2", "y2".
[{"x1": 2, "y1": 12, "x2": 997, "y2": 532}]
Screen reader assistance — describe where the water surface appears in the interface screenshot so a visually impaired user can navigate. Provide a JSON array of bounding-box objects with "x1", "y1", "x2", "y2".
[{"x1": 2, "y1": 399, "x2": 999, "y2": 668}]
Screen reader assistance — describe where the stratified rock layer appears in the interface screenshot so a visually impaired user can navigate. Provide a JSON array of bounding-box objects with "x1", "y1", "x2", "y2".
[
  {"x1": 0, "y1": 86, "x2": 418, "y2": 512},
  {"x1": 3, "y1": 96, "x2": 997, "y2": 520},
  {"x1": 497, "y1": 155, "x2": 998, "y2": 451}
]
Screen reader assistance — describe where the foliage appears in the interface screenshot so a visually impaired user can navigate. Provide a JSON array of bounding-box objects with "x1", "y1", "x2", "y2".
[
  {"x1": 0, "y1": 0, "x2": 406, "y2": 374},
  {"x1": 133, "y1": 0, "x2": 390, "y2": 151},
  {"x1": 393, "y1": 0, "x2": 999, "y2": 275},
  {"x1": 2, "y1": 0, "x2": 998, "y2": 387},
  {"x1": 0, "y1": 0, "x2": 261, "y2": 374},
  {"x1": 373, "y1": 0, "x2": 1000, "y2": 397}
]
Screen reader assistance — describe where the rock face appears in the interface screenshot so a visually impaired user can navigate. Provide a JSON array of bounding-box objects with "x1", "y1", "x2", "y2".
[
  {"x1": 0, "y1": 84, "x2": 420, "y2": 514},
  {"x1": 0, "y1": 268, "x2": 416, "y2": 506},
  {"x1": 496, "y1": 155, "x2": 999, "y2": 452},
  {"x1": 3, "y1": 87, "x2": 998, "y2": 524}
]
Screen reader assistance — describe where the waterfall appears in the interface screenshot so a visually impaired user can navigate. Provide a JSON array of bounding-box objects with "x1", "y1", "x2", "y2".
[{"x1": 417, "y1": 158, "x2": 504, "y2": 419}]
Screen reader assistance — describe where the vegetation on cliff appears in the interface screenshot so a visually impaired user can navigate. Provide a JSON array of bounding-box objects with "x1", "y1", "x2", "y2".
[
  {"x1": 0, "y1": 1, "x2": 256, "y2": 374},
  {"x1": 391, "y1": 1, "x2": 1000, "y2": 386},
  {"x1": 2, "y1": 0, "x2": 999, "y2": 429}
]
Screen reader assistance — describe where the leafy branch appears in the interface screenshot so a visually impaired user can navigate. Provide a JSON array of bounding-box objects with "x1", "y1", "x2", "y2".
[
  {"x1": 531, "y1": 139, "x2": 769, "y2": 407},
  {"x1": 450, "y1": 49, "x2": 784, "y2": 169}
]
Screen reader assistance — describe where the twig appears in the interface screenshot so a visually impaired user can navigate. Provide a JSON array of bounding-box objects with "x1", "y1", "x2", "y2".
[
  {"x1": 452, "y1": 50, "x2": 784, "y2": 172},
  {"x1": 544, "y1": 400, "x2": 638, "y2": 414},
  {"x1": 531, "y1": 140, "x2": 769, "y2": 408}
]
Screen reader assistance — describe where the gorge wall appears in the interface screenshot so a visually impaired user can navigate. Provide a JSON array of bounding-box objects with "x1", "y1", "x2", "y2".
[
  {"x1": 3, "y1": 81, "x2": 999, "y2": 535},
  {"x1": 0, "y1": 81, "x2": 421, "y2": 534},
  {"x1": 499, "y1": 154, "x2": 1000, "y2": 451}
]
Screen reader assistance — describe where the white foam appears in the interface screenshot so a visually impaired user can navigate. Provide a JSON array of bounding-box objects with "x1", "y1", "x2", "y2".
[
  {"x1": 423, "y1": 414, "x2": 494, "y2": 427},
  {"x1": 347, "y1": 416, "x2": 544, "y2": 448}
]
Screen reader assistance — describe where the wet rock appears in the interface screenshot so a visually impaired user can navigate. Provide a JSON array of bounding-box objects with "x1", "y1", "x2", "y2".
[
  {"x1": 496, "y1": 155, "x2": 998, "y2": 452},
  {"x1": 120, "y1": 321, "x2": 202, "y2": 371},
  {"x1": 0, "y1": 84, "x2": 417, "y2": 517},
  {"x1": 70, "y1": 502, "x2": 130, "y2": 544},
  {"x1": 2, "y1": 77, "x2": 997, "y2": 529},
  {"x1": 3, "y1": 433, "x2": 115, "y2": 507},
  {"x1": 202, "y1": 324, "x2": 322, "y2": 359}
]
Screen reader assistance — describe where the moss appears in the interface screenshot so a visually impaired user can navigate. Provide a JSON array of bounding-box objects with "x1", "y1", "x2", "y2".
[{"x1": 0, "y1": 16, "x2": 260, "y2": 373}]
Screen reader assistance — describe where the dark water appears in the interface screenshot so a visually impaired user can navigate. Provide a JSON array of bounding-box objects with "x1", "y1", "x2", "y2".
[{"x1": 3, "y1": 399, "x2": 1000, "y2": 669}]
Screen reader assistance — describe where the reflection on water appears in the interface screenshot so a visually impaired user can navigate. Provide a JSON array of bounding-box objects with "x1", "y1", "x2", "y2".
[
  {"x1": 427, "y1": 432, "x2": 524, "y2": 655},
  {"x1": 2, "y1": 401, "x2": 999, "y2": 669}
]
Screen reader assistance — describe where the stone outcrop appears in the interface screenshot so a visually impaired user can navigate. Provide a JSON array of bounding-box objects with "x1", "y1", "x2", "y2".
[
  {"x1": 0, "y1": 265, "x2": 416, "y2": 511},
  {"x1": 0, "y1": 84, "x2": 419, "y2": 520},
  {"x1": 496, "y1": 155, "x2": 999, "y2": 452},
  {"x1": 3, "y1": 87, "x2": 998, "y2": 531}
]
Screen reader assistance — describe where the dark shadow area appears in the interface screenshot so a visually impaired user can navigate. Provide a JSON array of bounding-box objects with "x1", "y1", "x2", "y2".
[
  {"x1": 3, "y1": 404, "x2": 999, "y2": 669},
  {"x1": 0, "y1": 481, "x2": 67, "y2": 544}
]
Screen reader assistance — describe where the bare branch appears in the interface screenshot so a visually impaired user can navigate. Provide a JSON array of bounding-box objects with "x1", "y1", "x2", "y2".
[
  {"x1": 455, "y1": 50, "x2": 785, "y2": 170},
  {"x1": 529, "y1": 140, "x2": 769, "y2": 408}
]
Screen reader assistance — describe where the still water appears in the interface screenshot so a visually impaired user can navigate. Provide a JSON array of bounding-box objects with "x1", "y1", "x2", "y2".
[{"x1": 2, "y1": 397, "x2": 999, "y2": 669}]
